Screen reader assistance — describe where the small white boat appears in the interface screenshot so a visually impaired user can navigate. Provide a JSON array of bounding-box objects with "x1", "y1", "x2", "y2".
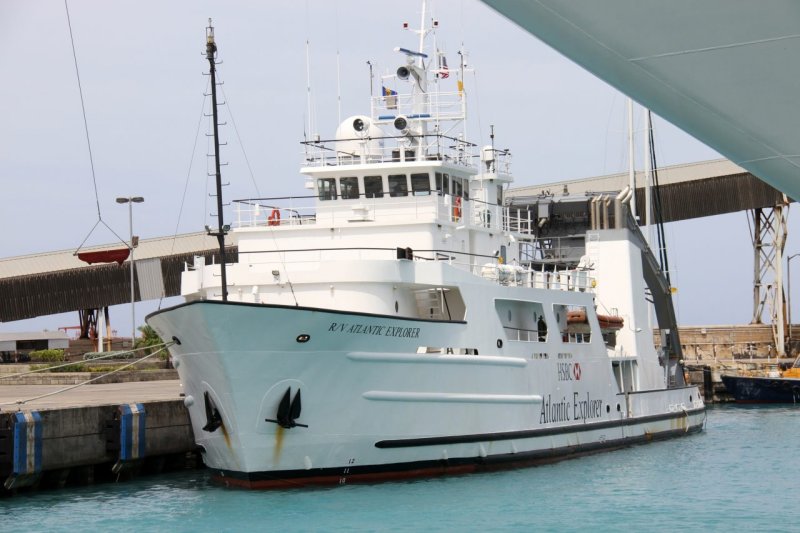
[{"x1": 147, "y1": 8, "x2": 704, "y2": 489}]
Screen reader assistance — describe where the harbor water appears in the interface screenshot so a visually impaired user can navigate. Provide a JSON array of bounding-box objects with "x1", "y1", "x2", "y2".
[{"x1": 1, "y1": 405, "x2": 796, "y2": 532}]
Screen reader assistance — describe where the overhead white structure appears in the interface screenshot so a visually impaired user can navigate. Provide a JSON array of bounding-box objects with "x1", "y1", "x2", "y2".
[{"x1": 482, "y1": 0, "x2": 800, "y2": 200}]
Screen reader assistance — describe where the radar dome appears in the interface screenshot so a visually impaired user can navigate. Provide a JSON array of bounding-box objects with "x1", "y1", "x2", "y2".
[{"x1": 335, "y1": 115, "x2": 385, "y2": 162}]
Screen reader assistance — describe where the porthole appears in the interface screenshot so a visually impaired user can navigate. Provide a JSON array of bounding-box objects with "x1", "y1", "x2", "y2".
[
  {"x1": 616, "y1": 404, "x2": 621, "y2": 412},
  {"x1": 508, "y1": 309, "x2": 512, "y2": 322},
  {"x1": 497, "y1": 339, "x2": 503, "y2": 349},
  {"x1": 689, "y1": 395, "x2": 693, "y2": 403},
  {"x1": 395, "y1": 301, "x2": 399, "y2": 312},
  {"x1": 606, "y1": 405, "x2": 610, "y2": 413},
  {"x1": 296, "y1": 334, "x2": 311, "y2": 343}
]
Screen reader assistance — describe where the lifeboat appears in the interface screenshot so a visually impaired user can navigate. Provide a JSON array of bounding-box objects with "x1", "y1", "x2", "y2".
[
  {"x1": 566, "y1": 310, "x2": 624, "y2": 330},
  {"x1": 77, "y1": 248, "x2": 131, "y2": 265},
  {"x1": 597, "y1": 314, "x2": 624, "y2": 330},
  {"x1": 566, "y1": 310, "x2": 588, "y2": 324}
]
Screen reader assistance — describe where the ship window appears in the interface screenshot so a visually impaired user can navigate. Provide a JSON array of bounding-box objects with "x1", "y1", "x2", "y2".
[
  {"x1": 364, "y1": 175, "x2": 384, "y2": 198},
  {"x1": 435, "y1": 172, "x2": 443, "y2": 195},
  {"x1": 496, "y1": 185, "x2": 503, "y2": 205},
  {"x1": 443, "y1": 173, "x2": 450, "y2": 194},
  {"x1": 340, "y1": 177, "x2": 359, "y2": 199},
  {"x1": 317, "y1": 178, "x2": 337, "y2": 201},
  {"x1": 411, "y1": 173, "x2": 431, "y2": 195},
  {"x1": 453, "y1": 178, "x2": 463, "y2": 198},
  {"x1": 556, "y1": 304, "x2": 591, "y2": 344},
  {"x1": 495, "y1": 299, "x2": 546, "y2": 343},
  {"x1": 388, "y1": 174, "x2": 409, "y2": 197}
]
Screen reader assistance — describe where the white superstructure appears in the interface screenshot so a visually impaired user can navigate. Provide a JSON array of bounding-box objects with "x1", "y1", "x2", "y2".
[{"x1": 147, "y1": 9, "x2": 704, "y2": 489}]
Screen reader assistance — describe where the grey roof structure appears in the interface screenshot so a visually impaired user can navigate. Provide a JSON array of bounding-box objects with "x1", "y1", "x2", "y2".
[
  {"x1": 507, "y1": 159, "x2": 789, "y2": 223},
  {"x1": 1, "y1": 232, "x2": 235, "y2": 322}
]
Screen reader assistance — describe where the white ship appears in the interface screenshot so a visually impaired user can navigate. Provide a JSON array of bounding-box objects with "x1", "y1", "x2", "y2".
[{"x1": 147, "y1": 11, "x2": 705, "y2": 489}]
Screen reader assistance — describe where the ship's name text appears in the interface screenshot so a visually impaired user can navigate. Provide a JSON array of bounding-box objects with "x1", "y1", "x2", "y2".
[
  {"x1": 540, "y1": 392, "x2": 603, "y2": 424},
  {"x1": 327, "y1": 322, "x2": 420, "y2": 339}
]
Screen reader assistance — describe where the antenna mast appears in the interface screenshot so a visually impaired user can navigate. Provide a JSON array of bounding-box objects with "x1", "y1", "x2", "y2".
[{"x1": 206, "y1": 19, "x2": 229, "y2": 302}]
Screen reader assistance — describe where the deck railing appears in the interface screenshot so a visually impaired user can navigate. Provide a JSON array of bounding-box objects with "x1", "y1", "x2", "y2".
[{"x1": 233, "y1": 194, "x2": 534, "y2": 235}]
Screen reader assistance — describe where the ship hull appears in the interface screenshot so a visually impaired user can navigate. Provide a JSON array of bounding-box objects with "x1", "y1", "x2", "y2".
[
  {"x1": 721, "y1": 375, "x2": 800, "y2": 404},
  {"x1": 147, "y1": 300, "x2": 705, "y2": 488},
  {"x1": 214, "y1": 419, "x2": 703, "y2": 489}
]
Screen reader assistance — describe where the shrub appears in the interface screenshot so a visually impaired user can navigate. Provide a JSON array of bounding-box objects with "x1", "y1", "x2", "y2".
[
  {"x1": 28, "y1": 349, "x2": 66, "y2": 362},
  {"x1": 30, "y1": 363, "x2": 87, "y2": 373}
]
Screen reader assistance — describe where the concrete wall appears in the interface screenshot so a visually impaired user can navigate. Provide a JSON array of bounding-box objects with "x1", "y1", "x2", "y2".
[{"x1": 655, "y1": 324, "x2": 780, "y2": 362}]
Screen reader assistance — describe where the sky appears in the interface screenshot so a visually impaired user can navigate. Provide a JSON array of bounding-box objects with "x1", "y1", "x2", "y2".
[{"x1": 2, "y1": 0, "x2": 797, "y2": 334}]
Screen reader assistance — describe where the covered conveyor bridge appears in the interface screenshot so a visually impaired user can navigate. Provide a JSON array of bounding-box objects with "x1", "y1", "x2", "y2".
[
  {"x1": 508, "y1": 159, "x2": 788, "y2": 224},
  {"x1": 0, "y1": 233, "x2": 234, "y2": 323}
]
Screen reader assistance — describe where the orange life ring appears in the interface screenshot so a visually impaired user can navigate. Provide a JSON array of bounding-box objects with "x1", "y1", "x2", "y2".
[
  {"x1": 267, "y1": 208, "x2": 281, "y2": 226},
  {"x1": 453, "y1": 196, "x2": 462, "y2": 220}
]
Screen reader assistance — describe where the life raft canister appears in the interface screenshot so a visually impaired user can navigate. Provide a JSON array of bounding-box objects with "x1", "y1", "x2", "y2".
[
  {"x1": 268, "y1": 208, "x2": 281, "y2": 226},
  {"x1": 453, "y1": 196, "x2": 462, "y2": 220}
]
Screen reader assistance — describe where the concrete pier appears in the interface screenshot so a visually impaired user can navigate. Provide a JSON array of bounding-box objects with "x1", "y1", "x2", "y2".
[{"x1": 0, "y1": 381, "x2": 199, "y2": 494}]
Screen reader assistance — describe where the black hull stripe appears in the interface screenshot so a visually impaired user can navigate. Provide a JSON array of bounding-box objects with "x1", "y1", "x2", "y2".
[
  {"x1": 375, "y1": 407, "x2": 705, "y2": 448},
  {"x1": 146, "y1": 298, "x2": 467, "y2": 324},
  {"x1": 215, "y1": 424, "x2": 704, "y2": 487}
]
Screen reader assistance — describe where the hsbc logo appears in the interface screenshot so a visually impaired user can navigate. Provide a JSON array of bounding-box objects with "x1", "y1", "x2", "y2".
[{"x1": 557, "y1": 362, "x2": 582, "y2": 381}]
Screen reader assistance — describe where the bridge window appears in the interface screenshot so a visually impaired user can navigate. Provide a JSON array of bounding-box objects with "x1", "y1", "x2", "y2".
[
  {"x1": 411, "y1": 173, "x2": 431, "y2": 195},
  {"x1": 453, "y1": 177, "x2": 463, "y2": 198},
  {"x1": 364, "y1": 175, "x2": 384, "y2": 198},
  {"x1": 435, "y1": 172, "x2": 451, "y2": 195},
  {"x1": 340, "y1": 177, "x2": 359, "y2": 199},
  {"x1": 317, "y1": 178, "x2": 337, "y2": 201},
  {"x1": 388, "y1": 174, "x2": 409, "y2": 197}
]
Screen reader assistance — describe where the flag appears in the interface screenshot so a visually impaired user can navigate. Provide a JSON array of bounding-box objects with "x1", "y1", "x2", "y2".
[
  {"x1": 438, "y1": 54, "x2": 449, "y2": 78},
  {"x1": 382, "y1": 86, "x2": 398, "y2": 109}
]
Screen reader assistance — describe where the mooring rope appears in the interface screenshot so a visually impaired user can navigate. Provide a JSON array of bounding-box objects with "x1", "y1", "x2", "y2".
[{"x1": 0, "y1": 342, "x2": 174, "y2": 407}]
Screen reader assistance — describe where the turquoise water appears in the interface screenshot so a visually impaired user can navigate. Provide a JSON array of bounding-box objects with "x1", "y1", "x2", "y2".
[{"x1": 2, "y1": 405, "x2": 796, "y2": 532}]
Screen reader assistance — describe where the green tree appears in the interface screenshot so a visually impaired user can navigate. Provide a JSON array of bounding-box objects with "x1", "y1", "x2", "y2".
[
  {"x1": 135, "y1": 324, "x2": 173, "y2": 368},
  {"x1": 135, "y1": 325, "x2": 165, "y2": 356}
]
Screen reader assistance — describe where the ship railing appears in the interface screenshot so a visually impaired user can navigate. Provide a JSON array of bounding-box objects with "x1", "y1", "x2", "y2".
[
  {"x1": 476, "y1": 263, "x2": 595, "y2": 293},
  {"x1": 300, "y1": 132, "x2": 479, "y2": 169},
  {"x1": 234, "y1": 193, "x2": 452, "y2": 228},
  {"x1": 519, "y1": 236, "x2": 587, "y2": 263},
  {"x1": 233, "y1": 195, "x2": 552, "y2": 242},
  {"x1": 502, "y1": 326, "x2": 540, "y2": 342},
  {"x1": 369, "y1": 91, "x2": 467, "y2": 126},
  {"x1": 231, "y1": 243, "x2": 593, "y2": 294},
  {"x1": 234, "y1": 193, "x2": 516, "y2": 230}
]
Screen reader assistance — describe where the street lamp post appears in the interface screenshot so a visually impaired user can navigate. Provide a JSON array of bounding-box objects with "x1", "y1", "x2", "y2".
[
  {"x1": 788, "y1": 253, "x2": 800, "y2": 351},
  {"x1": 116, "y1": 196, "x2": 144, "y2": 347}
]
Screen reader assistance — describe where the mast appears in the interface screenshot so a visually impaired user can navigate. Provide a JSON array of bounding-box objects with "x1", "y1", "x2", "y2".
[
  {"x1": 418, "y1": 0, "x2": 427, "y2": 69},
  {"x1": 206, "y1": 19, "x2": 229, "y2": 302},
  {"x1": 627, "y1": 98, "x2": 637, "y2": 220}
]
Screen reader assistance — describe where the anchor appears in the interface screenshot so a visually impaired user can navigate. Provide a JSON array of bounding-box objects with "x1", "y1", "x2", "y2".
[
  {"x1": 202, "y1": 391, "x2": 223, "y2": 432},
  {"x1": 266, "y1": 387, "x2": 307, "y2": 428}
]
